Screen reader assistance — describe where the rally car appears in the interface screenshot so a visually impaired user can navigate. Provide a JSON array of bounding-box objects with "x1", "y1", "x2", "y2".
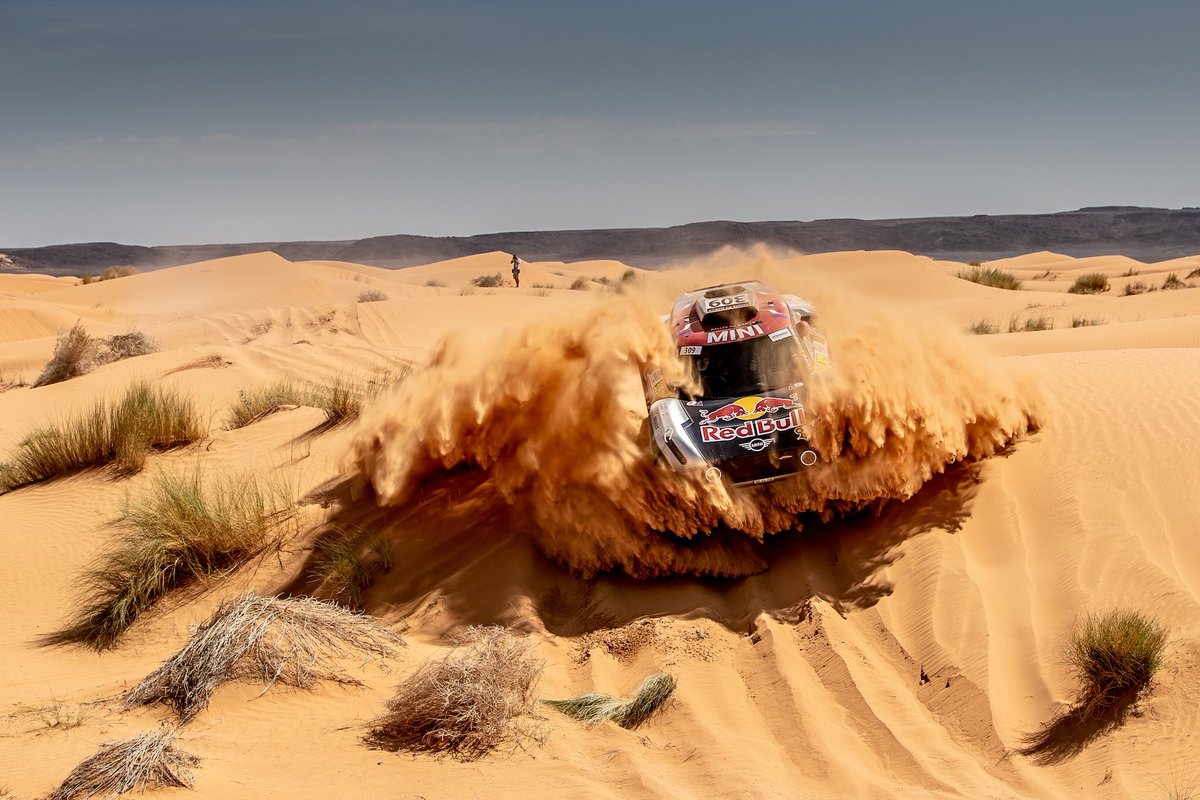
[{"x1": 640, "y1": 281, "x2": 830, "y2": 485}]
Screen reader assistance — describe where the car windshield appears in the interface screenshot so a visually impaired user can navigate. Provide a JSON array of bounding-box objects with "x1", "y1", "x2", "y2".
[{"x1": 684, "y1": 334, "x2": 804, "y2": 398}]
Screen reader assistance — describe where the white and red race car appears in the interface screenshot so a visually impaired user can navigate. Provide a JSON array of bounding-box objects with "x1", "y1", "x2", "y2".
[{"x1": 640, "y1": 281, "x2": 831, "y2": 485}]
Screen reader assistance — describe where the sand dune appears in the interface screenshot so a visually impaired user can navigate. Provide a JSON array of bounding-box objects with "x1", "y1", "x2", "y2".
[{"x1": 1, "y1": 247, "x2": 1198, "y2": 799}]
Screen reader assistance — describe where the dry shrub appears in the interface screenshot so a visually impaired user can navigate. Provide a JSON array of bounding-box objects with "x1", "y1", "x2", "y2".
[
  {"x1": 0, "y1": 382, "x2": 202, "y2": 491},
  {"x1": 34, "y1": 324, "x2": 158, "y2": 387},
  {"x1": 357, "y1": 289, "x2": 388, "y2": 302},
  {"x1": 125, "y1": 595, "x2": 402, "y2": 721},
  {"x1": 48, "y1": 471, "x2": 293, "y2": 650},
  {"x1": 1068, "y1": 272, "x2": 1110, "y2": 294},
  {"x1": 365, "y1": 626, "x2": 543, "y2": 760},
  {"x1": 311, "y1": 529, "x2": 393, "y2": 609},
  {"x1": 35, "y1": 323, "x2": 96, "y2": 387},
  {"x1": 544, "y1": 673, "x2": 676, "y2": 729},
  {"x1": 98, "y1": 331, "x2": 158, "y2": 363},
  {"x1": 470, "y1": 273, "x2": 503, "y2": 288},
  {"x1": 49, "y1": 725, "x2": 198, "y2": 800},
  {"x1": 425, "y1": 279, "x2": 446, "y2": 287},
  {"x1": 1122, "y1": 280, "x2": 1148, "y2": 296},
  {"x1": 1070, "y1": 609, "x2": 1167, "y2": 717},
  {"x1": 1187, "y1": 267, "x2": 1200, "y2": 280},
  {"x1": 100, "y1": 265, "x2": 138, "y2": 280},
  {"x1": 569, "y1": 277, "x2": 590, "y2": 291}
]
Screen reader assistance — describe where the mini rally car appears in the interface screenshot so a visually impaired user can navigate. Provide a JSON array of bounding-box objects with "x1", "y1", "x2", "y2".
[{"x1": 640, "y1": 281, "x2": 831, "y2": 486}]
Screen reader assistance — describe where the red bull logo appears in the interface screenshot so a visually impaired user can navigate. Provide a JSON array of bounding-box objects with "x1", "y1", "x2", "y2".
[{"x1": 698, "y1": 395, "x2": 803, "y2": 443}]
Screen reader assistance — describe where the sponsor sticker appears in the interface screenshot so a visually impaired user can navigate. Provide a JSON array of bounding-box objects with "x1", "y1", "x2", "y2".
[
  {"x1": 697, "y1": 395, "x2": 806, "y2": 443},
  {"x1": 700, "y1": 408, "x2": 805, "y2": 444},
  {"x1": 706, "y1": 323, "x2": 763, "y2": 344},
  {"x1": 703, "y1": 293, "x2": 751, "y2": 313},
  {"x1": 768, "y1": 327, "x2": 793, "y2": 342},
  {"x1": 679, "y1": 345, "x2": 702, "y2": 355}
]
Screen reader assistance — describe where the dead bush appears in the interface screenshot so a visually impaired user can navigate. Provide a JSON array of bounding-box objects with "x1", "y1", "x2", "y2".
[
  {"x1": 125, "y1": 595, "x2": 402, "y2": 721},
  {"x1": 365, "y1": 626, "x2": 543, "y2": 760}
]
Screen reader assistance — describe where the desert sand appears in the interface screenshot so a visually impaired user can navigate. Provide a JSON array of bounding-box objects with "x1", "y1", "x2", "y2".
[{"x1": 1, "y1": 247, "x2": 1198, "y2": 799}]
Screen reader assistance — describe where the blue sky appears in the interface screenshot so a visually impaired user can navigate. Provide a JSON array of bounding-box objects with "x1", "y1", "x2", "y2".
[{"x1": 3, "y1": 0, "x2": 1198, "y2": 246}]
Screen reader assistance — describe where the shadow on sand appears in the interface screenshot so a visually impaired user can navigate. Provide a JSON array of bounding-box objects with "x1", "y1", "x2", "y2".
[
  {"x1": 1016, "y1": 688, "x2": 1145, "y2": 766},
  {"x1": 283, "y1": 460, "x2": 985, "y2": 637}
]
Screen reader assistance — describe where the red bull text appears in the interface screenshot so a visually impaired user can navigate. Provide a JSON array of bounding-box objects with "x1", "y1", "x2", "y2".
[{"x1": 700, "y1": 408, "x2": 804, "y2": 443}]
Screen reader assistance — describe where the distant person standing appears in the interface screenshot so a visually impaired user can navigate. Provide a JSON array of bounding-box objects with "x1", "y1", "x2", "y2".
[{"x1": 510, "y1": 253, "x2": 522, "y2": 288}]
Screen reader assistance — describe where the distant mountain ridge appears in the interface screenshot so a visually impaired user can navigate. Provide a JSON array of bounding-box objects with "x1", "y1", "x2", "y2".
[{"x1": 5, "y1": 207, "x2": 1200, "y2": 275}]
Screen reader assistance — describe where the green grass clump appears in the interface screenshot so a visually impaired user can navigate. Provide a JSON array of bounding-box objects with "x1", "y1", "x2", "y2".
[
  {"x1": 0, "y1": 383, "x2": 203, "y2": 491},
  {"x1": 543, "y1": 673, "x2": 677, "y2": 730},
  {"x1": 1069, "y1": 609, "x2": 1167, "y2": 717},
  {"x1": 956, "y1": 266, "x2": 1023, "y2": 290},
  {"x1": 470, "y1": 273, "x2": 503, "y2": 288},
  {"x1": 225, "y1": 365, "x2": 412, "y2": 431},
  {"x1": 47, "y1": 471, "x2": 294, "y2": 650},
  {"x1": 309, "y1": 366, "x2": 412, "y2": 427},
  {"x1": 968, "y1": 319, "x2": 999, "y2": 335},
  {"x1": 1068, "y1": 273, "x2": 1110, "y2": 294},
  {"x1": 311, "y1": 529, "x2": 393, "y2": 610},
  {"x1": 357, "y1": 289, "x2": 388, "y2": 302},
  {"x1": 225, "y1": 379, "x2": 309, "y2": 429}
]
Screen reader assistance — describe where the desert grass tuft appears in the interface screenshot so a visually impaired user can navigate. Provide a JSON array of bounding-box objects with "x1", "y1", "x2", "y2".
[
  {"x1": 1161, "y1": 273, "x2": 1189, "y2": 291},
  {"x1": 124, "y1": 595, "x2": 402, "y2": 721},
  {"x1": 425, "y1": 278, "x2": 446, "y2": 287},
  {"x1": 1068, "y1": 272, "x2": 1110, "y2": 294},
  {"x1": 308, "y1": 366, "x2": 412, "y2": 427},
  {"x1": 569, "y1": 277, "x2": 590, "y2": 291},
  {"x1": 0, "y1": 382, "x2": 203, "y2": 491},
  {"x1": 1122, "y1": 280, "x2": 1148, "y2": 296},
  {"x1": 1071, "y1": 316, "x2": 1103, "y2": 328},
  {"x1": 225, "y1": 379, "x2": 309, "y2": 429},
  {"x1": 311, "y1": 529, "x2": 393, "y2": 609},
  {"x1": 1186, "y1": 267, "x2": 1200, "y2": 280},
  {"x1": 364, "y1": 626, "x2": 543, "y2": 760},
  {"x1": 543, "y1": 673, "x2": 677, "y2": 730},
  {"x1": 1008, "y1": 314, "x2": 1054, "y2": 333},
  {"x1": 47, "y1": 471, "x2": 293, "y2": 650},
  {"x1": 1069, "y1": 609, "x2": 1167, "y2": 718},
  {"x1": 470, "y1": 273, "x2": 503, "y2": 288},
  {"x1": 956, "y1": 266, "x2": 1022, "y2": 290},
  {"x1": 48, "y1": 725, "x2": 197, "y2": 800},
  {"x1": 357, "y1": 289, "x2": 389, "y2": 302},
  {"x1": 968, "y1": 319, "x2": 999, "y2": 335}
]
